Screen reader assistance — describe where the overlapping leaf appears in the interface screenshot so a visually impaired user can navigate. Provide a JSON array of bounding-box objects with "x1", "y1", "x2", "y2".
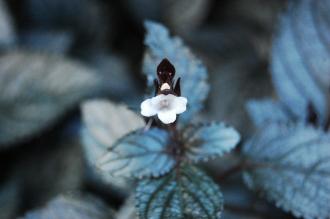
[
  {"x1": 243, "y1": 123, "x2": 330, "y2": 219},
  {"x1": 22, "y1": 194, "x2": 114, "y2": 219},
  {"x1": 98, "y1": 128, "x2": 175, "y2": 178},
  {"x1": 182, "y1": 122, "x2": 240, "y2": 162},
  {"x1": 270, "y1": 0, "x2": 330, "y2": 125},
  {"x1": 81, "y1": 99, "x2": 144, "y2": 188},
  {"x1": 136, "y1": 165, "x2": 223, "y2": 219},
  {"x1": 246, "y1": 99, "x2": 290, "y2": 127},
  {"x1": 0, "y1": 51, "x2": 103, "y2": 146},
  {"x1": 143, "y1": 21, "x2": 209, "y2": 123}
]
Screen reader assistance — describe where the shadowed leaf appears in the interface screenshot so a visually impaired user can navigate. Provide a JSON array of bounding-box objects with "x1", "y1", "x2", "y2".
[
  {"x1": 0, "y1": 0, "x2": 16, "y2": 48},
  {"x1": 22, "y1": 194, "x2": 114, "y2": 219},
  {"x1": 19, "y1": 30, "x2": 74, "y2": 54},
  {"x1": 136, "y1": 165, "x2": 223, "y2": 219},
  {"x1": 0, "y1": 51, "x2": 103, "y2": 146},
  {"x1": 243, "y1": 123, "x2": 330, "y2": 219},
  {"x1": 0, "y1": 179, "x2": 20, "y2": 219}
]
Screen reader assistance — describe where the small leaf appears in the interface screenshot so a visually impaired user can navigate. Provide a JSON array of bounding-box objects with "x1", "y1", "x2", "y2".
[
  {"x1": 143, "y1": 21, "x2": 209, "y2": 123},
  {"x1": 22, "y1": 194, "x2": 114, "y2": 219},
  {"x1": 98, "y1": 128, "x2": 175, "y2": 178},
  {"x1": 243, "y1": 123, "x2": 330, "y2": 219},
  {"x1": 246, "y1": 99, "x2": 290, "y2": 127},
  {"x1": 270, "y1": 0, "x2": 330, "y2": 125},
  {"x1": 0, "y1": 0, "x2": 16, "y2": 48},
  {"x1": 81, "y1": 99, "x2": 145, "y2": 188},
  {"x1": 182, "y1": 122, "x2": 240, "y2": 163},
  {"x1": 0, "y1": 51, "x2": 103, "y2": 146},
  {"x1": 136, "y1": 165, "x2": 223, "y2": 219}
]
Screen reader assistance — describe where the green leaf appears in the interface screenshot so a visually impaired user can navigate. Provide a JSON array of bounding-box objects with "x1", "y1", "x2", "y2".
[
  {"x1": 81, "y1": 99, "x2": 145, "y2": 189},
  {"x1": 243, "y1": 123, "x2": 330, "y2": 219},
  {"x1": 136, "y1": 165, "x2": 223, "y2": 219},
  {"x1": 22, "y1": 194, "x2": 115, "y2": 219},
  {"x1": 182, "y1": 122, "x2": 240, "y2": 163},
  {"x1": 98, "y1": 128, "x2": 175, "y2": 178},
  {"x1": 143, "y1": 21, "x2": 209, "y2": 123},
  {"x1": 0, "y1": 51, "x2": 103, "y2": 146}
]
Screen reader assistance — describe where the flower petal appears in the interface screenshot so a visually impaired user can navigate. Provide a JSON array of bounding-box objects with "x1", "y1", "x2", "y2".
[
  {"x1": 157, "y1": 111, "x2": 176, "y2": 124},
  {"x1": 141, "y1": 98, "x2": 157, "y2": 117},
  {"x1": 173, "y1": 96, "x2": 188, "y2": 114}
]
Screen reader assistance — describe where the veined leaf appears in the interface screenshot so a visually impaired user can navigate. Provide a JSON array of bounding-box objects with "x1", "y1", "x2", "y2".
[
  {"x1": 136, "y1": 165, "x2": 223, "y2": 219},
  {"x1": 22, "y1": 194, "x2": 114, "y2": 219},
  {"x1": 81, "y1": 100, "x2": 144, "y2": 188},
  {"x1": 243, "y1": 123, "x2": 330, "y2": 219},
  {"x1": 246, "y1": 99, "x2": 290, "y2": 127},
  {"x1": 98, "y1": 128, "x2": 175, "y2": 178},
  {"x1": 143, "y1": 21, "x2": 209, "y2": 123},
  {"x1": 270, "y1": 0, "x2": 330, "y2": 125},
  {"x1": 0, "y1": 51, "x2": 103, "y2": 146},
  {"x1": 182, "y1": 122, "x2": 240, "y2": 163}
]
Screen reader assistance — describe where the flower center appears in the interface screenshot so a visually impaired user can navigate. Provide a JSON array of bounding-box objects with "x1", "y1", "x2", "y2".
[{"x1": 159, "y1": 99, "x2": 170, "y2": 109}]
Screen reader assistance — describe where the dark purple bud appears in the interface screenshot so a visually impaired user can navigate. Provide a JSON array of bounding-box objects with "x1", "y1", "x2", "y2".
[{"x1": 157, "y1": 58, "x2": 175, "y2": 83}]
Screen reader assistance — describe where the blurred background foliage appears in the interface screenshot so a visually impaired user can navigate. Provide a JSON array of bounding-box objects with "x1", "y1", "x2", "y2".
[{"x1": 0, "y1": 0, "x2": 301, "y2": 218}]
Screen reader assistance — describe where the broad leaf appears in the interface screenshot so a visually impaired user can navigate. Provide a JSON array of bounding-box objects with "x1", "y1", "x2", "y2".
[
  {"x1": 0, "y1": 51, "x2": 103, "y2": 146},
  {"x1": 182, "y1": 122, "x2": 240, "y2": 163},
  {"x1": 98, "y1": 128, "x2": 175, "y2": 178},
  {"x1": 246, "y1": 99, "x2": 290, "y2": 127},
  {"x1": 270, "y1": 0, "x2": 330, "y2": 125},
  {"x1": 143, "y1": 21, "x2": 209, "y2": 123},
  {"x1": 81, "y1": 99, "x2": 144, "y2": 188},
  {"x1": 22, "y1": 194, "x2": 114, "y2": 219},
  {"x1": 0, "y1": 0, "x2": 15, "y2": 48},
  {"x1": 243, "y1": 123, "x2": 330, "y2": 219},
  {"x1": 136, "y1": 165, "x2": 223, "y2": 219}
]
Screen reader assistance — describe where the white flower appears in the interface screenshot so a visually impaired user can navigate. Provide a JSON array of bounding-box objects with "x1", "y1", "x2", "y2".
[{"x1": 140, "y1": 94, "x2": 188, "y2": 124}]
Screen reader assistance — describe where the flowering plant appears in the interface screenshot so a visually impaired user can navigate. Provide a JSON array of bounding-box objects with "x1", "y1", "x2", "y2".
[{"x1": 83, "y1": 21, "x2": 240, "y2": 218}]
